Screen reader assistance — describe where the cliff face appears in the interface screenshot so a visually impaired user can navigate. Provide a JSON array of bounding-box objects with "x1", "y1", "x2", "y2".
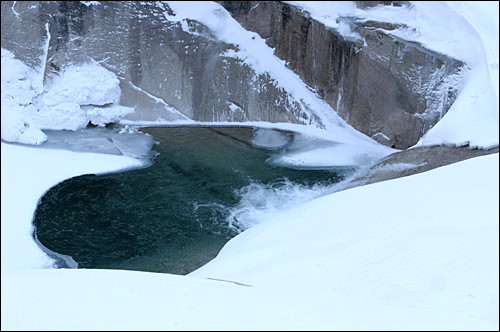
[
  {"x1": 218, "y1": 1, "x2": 466, "y2": 149},
  {"x1": 2, "y1": 1, "x2": 466, "y2": 149},
  {"x1": 220, "y1": 1, "x2": 465, "y2": 149},
  {"x1": 2, "y1": 1, "x2": 321, "y2": 127}
]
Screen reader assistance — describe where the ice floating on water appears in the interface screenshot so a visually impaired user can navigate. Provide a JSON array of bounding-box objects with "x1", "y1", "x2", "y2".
[
  {"x1": 250, "y1": 128, "x2": 291, "y2": 150},
  {"x1": 86, "y1": 105, "x2": 135, "y2": 127},
  {"x1": 36, "y1": 127, "x2": 156, "y2": 161}
]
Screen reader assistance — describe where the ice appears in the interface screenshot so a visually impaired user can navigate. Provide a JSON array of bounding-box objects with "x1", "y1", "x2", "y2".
[
  {"x1": 266, "y1": 131, "x2": 389, "y2": 169},
  {"x1": 39, "y1": 127, "x2": 156, "y2": 160},
  {"x1": 87, "y1": 105, "x2": 135, "y2": 127},
  {"x1": 111, "y1": 130, "x2": 157, "y2": 159},
  {"x1": 33, "y1": 232, "x2": 78, "y2": 269},
  {"x1": 249, "y1": 127, "x2": 291, "y2": 150}
]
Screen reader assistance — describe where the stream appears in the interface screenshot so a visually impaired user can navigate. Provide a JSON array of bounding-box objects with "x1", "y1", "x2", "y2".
[{"x1": 32, "y1": 125, "x2": 355, "y2": 274}]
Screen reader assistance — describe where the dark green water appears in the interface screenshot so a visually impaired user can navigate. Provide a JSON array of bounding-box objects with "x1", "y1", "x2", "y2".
[{"x1": 33, "y1": 126, "x2": 352, "y2": 274}]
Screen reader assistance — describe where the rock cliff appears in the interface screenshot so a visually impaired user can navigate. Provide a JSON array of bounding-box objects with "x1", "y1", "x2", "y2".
[
  {"x1": 2, "y1": 1, "x2": 466, "y2": 149},
  {"x1": 218, "y1": 1, "x2": 467, "y2": 149},
  {"x1": 1, "y1": 1, "x2": 323, "y2": 128}
]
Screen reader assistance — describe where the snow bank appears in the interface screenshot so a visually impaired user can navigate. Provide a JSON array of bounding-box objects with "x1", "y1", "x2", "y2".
[
  {"x1": 0, "y1": 142, "x2": 144, "y2": 270},
  {"x1": 33, "y1": 102, "x2": 88, "y2": 131},
  {"x1": 191, "y1": 153, "x2": 499, "y2": 329},
  {"x1": 411, "y1": 2, "x2": 499, "y2": 149}
]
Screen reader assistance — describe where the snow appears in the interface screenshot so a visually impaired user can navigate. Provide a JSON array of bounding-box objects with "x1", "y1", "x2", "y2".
[
  {"x1": 119, "y1": 119, "x2": 396, "y2": 169},
  {"x1": 1, "y1": 51, "x2": 134, "y2": 144},
  {"x1": 249, "y1": 127, "x2": 290, "y2": 150},
  {"x1": 33, "y1": 102, "x2": 88, "y2": 130},
  {"x1": 86, "y1": 104, "x2": 136, "y2": 127},
  {"x1": 41, "y1": 62, "x2": 121, "y2": 107},
  {"x1": 191, "y1": 153, "x2": 499, "y2": 328},
  {"x1": 1, "y1": 1, "x2": 499, "y2": 330},
  {"x1": 1, "y1": 49, "x2": 47, "y2": 144}
]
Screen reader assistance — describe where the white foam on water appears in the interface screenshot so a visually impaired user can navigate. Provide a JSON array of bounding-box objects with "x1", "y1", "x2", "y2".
[{"x1": 226, "y1": 178, "x2": 342, "y2": 231}]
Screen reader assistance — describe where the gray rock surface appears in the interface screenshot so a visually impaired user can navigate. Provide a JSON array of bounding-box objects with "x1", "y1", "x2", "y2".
[
  {"x1": 2, "y1": 1, "x2": 467, "y2": 149},
  {"x1": 1, "y1": 1, "x2": 322, "y2": 127},
  {"x1": 219, "y1": 1, "x2": 467, "y2": 149}
]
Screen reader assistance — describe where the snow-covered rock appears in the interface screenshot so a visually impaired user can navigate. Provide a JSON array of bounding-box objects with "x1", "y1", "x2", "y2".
[
  {"x1": 42, "y1": 63, "x2": 121, "y2": 107},
  {"x1": 1, "y1": 49, "x2": 46, "y2": 144},
  {"x1": 87, "y1": 104, "x2": 135, "y2": 127},
  {"x1": 33, "y1": 102, "x2": 88, "y2": 131},
  {"x1": 1, "y1": 49, "x2": 134, "y2": 143},
  {"x1": 0, "y1": 1, "x2": 498, "y2": 330}
]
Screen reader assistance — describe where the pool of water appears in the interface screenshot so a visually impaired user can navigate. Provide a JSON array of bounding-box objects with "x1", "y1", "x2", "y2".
[{"x1": 33, "y1": 125, "x2": 354, "y2": 274}]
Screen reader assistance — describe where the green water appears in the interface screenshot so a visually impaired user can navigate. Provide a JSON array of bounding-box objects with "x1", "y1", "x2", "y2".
[{"x1": 33, "y1": 126, "x2": 351, "y2": 274}]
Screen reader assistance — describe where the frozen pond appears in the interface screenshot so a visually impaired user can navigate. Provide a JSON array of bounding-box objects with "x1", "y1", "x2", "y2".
[{"x1": 33, "y1": 125, "x2": 355, "y2": 274}]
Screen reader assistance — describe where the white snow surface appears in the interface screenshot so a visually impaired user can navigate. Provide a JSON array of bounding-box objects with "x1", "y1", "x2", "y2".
[
  {"x1": 41, "y1": 63, "x2": 121, "y2": 107},
  {"x1": 1, "y1": 49, "x2": 47, "y2": 144},
  {"x1": 1, "y1": 1, "x2": 499, "y2": 330}
]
